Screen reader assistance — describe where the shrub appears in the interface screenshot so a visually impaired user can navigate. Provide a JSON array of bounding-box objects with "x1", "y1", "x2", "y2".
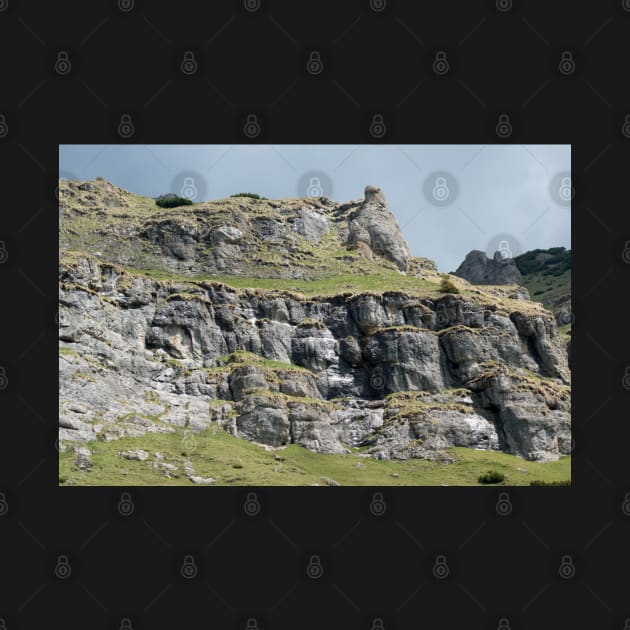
[
  {"x1": 229, "y1": 192, "x2": 266, "y2": 200},
  {"x1": 155, "y1": 193, "x2": 193, "y2": 208},
  {"x1": 529, "y1": 479, "x2": 570, "y2": 486},
  {"x1": 478, "y1": 470, "x2": 505, "y2": 484},
  {"x1": 439, "y1": 274, "x2": 460, "y2": 294}
]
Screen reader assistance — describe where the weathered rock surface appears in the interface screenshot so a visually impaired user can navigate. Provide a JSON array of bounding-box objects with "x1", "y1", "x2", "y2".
[
  {"x1": 454, "y1": 250, "x2": 523, "y2": 285},
  {"x1": 348, "y1": 186, "x2": 411, "y2": 272},
  {"x1": 365, "y1": 390, "x2": 501, "y2": 461},
  {"x1": 465, "y1": 363, "x2": 571, "y2": 461},
  {"x1": 59, "y1": 180, "x2": 411, "y2": 279},
  {"x1": 73, "y1": 446, "x2": 93, "y2": 470},
  {"x1": 59, "y1": 252, "x2": 570, "y2": 461}
]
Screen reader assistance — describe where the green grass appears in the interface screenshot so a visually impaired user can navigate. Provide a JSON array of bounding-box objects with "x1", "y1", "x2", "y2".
[
  {"x1": 215, "y1": 350, "x2": 311, "y2": 373},
  {"x1": 128, "y1": 266, "x2": 441, "y2": 298},
  {"x1": 439, "y1": 274, "x2": 460, "y2": 294},
  {"x1": 512, "y1": 249, "x2": 571, "y2": 325},
  {"x1": 520, "y1": 268, "x2": 570, "y2": 304},
  {"x1": 59, "y1": 426, "x2": 571, "y2": 486}
]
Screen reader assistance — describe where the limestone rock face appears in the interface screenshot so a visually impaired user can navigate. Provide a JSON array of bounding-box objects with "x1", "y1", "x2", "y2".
[
  {"x1": 236, "y1": 394, "x2": 291, "y2": 447},
  {"x1": 454, "y1": 250, "x2": 522, "y2": 285},
  {"x1": 365, "y1": 390, "x2": 501, "y2": 461},
  {"x1": 465, "y1": 364, "x2": 571, "y2": 462},
  {"x1": 348, "y1": 186, "x2": 411, "y2": 272},
  {"x1": 59, "y1": 254, "x2": 570, "y2": 461}
]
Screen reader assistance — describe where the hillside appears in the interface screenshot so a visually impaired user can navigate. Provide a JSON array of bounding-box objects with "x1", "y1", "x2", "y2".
[
  {"x1": 514, "y1": 248, "x2": 571, "y2": 338},
  {"x1": 58, "y1": 179, "x2": 571, "y2": 485}
]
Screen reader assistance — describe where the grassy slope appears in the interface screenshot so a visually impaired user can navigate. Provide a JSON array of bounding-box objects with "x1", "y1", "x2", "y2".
[
  {"x1": 59, "y1": 426, "x2": 570, "y2": 487},
  {"x1": 520, "y1": 269, "x2": 570, "y2": 340},
  {"x1": 128, "y1": 264, "x2": 442, "y2": 298},
  {"x1": 520, "y1": 268, "x2": 570, "y2": 303},
  {"x1": 514, "y1": 249, "x2": 571, "y2": 342}
]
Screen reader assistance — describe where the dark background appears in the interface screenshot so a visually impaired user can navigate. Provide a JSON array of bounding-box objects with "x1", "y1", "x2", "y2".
[{"x1": 1, "y1": 0, "x2": 629, "y2": 628}]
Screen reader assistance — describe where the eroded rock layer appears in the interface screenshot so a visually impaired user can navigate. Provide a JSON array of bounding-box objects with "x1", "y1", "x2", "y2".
[{"x1": 59, "y1": 252, "x2": 570, "y2": 462}]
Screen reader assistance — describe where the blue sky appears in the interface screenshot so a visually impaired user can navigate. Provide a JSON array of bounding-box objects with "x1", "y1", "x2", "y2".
[{"x1": 60, "y1": 144, "x2": 570, "y2": 272}]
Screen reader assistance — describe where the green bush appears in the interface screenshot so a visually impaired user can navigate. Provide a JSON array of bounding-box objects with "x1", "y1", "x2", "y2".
[
  {"x1": 478, "y1": 470, "x2": 505, "y2": 484},
  {"x1": 230, "y1": 192, "x2": 266, "y2": 200},
  {"x1": 155, "y1": 194, "x2": 194, "y2": 208},
  {"x1": 439, "y1": 274, "x2": 460, "y2": 294},
  {"x1": 529, "y1": 479, "x2": 570, "y2": 486}
]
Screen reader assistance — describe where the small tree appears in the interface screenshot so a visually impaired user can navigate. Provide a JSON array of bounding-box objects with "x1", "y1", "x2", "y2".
[{"x1": 439, "y1": 274, "x2": 460, "y2": 294}]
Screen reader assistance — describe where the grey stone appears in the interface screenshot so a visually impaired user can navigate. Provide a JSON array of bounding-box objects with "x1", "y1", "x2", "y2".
[
  {"x1": 347, "y1": 186, "x2": 411, "y2": 271},
  {"x1": 189, "y1": 475, "x2": 216, "y2": 484},
  {"x1": 454, "y1": 250, "x2": 522, "y2": 285},
  {"x1": 73, "y1": 446, "x2": 93, "y2": 470},
  {"x1": 118, "y1": 449, "x2": 150, "y2": 461}
]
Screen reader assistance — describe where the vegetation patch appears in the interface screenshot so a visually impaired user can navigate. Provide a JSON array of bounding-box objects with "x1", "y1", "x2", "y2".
[
  {"x1": 240, "y1": 388, "x2": 334, "y2": 410},
  {"x1": 72, "y1": 371, "x2": 96, "y2": 382},
  {"x1": 215, "y1": 350, "x2": 310, "y2": 373},
  {"x1": 297, "y1": 318, "x2": 326, "y2": 329},
  {"x1": 229, "y1": 192, "x2": 267, "y2": 200},
  {"x1": 478, "y1": 470, "x2": 505, "y2": 484},
  {"x1": 155, "y1": 194, "x2": 193, "y2": 208},
  {"x1": 437, "y1": 324, "x2": 483, "y2": 336},
  {"x1": 166, "y1": 292, "x2": 209, "y2": 304},
  {"x1": 439, "y1": 274, "x2": 460, "y2": 294},
  {"x1": 58, "y1": 428, "x2": 571, "y2": 486}
]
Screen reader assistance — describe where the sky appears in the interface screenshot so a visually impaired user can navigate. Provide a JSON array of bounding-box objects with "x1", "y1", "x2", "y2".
[{"x1": 60, "y1": 144, "x2": 571, "y2": 272}]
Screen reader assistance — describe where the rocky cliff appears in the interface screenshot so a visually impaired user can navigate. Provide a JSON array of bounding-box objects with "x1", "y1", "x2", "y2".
[
  {"x1": 59, "y1": 180, "x2": 571, "y2": 470},
  {"x1": 454, "y1": 248, "x2": 572, "y2": 328},
  {"x1": 454, "y1": 250, "x2": 523, "y2": 285}
]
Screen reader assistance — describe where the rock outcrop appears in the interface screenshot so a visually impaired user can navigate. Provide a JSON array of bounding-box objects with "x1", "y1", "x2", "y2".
[
  {"x1": 454, "y1": 250, "x2": 523, "y2": 285},
  {"x1": 59, "y1": 179, "x2": 411, "y2": 279},
  {"x1": 59, "y1": 252, "x2": 570, "y2": 462},
  {"x1": 347, "y1": 186, "x2": 411, "y2": 272}
]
